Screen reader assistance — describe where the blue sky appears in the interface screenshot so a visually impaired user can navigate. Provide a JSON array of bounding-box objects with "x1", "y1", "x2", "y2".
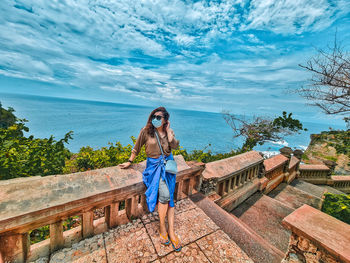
[{"x1": 0, "y1": 0, "x2": 349, "y2": 124}]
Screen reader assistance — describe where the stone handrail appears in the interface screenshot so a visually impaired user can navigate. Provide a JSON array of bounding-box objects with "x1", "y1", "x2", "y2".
[
  {"x1": 200, "y1": 151, "x2": 264, "y2": 210},
  {"x1": 299, "y1": 164, "x2": 330, "y2": 184},
  {"x1": 0, "y1": 155, "x2": 204, "y2": 263},
  {"x1": 282, "y1": 204, "x2": 350, "y2": 263},
  {"x1": 263, "y1": 153, "x2": 290, "y2": 193},
  {"x1": 331, "y1": 176, "x2": 350, "y2": 194}
]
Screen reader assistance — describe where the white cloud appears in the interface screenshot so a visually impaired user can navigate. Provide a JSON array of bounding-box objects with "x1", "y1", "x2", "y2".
[
  {"x1": 0, "y1": 0, "x2": 349, "y2": 117},
  {"x1": 241, "y1": 0, "x2": 350, "y2": 34}
]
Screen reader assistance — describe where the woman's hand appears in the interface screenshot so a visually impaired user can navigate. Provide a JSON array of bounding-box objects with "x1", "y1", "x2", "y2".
[
  {"x1": 118, "y1": 161, "x2": 132, "y2": 169},
  {"x1": 165, "y1": 120, "x2": 170, "y2": 132}
]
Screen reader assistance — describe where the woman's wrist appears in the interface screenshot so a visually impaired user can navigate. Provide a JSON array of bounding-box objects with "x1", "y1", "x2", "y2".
[{"x1": 128, "y1": 159, "x2": 133, "y2": 163}]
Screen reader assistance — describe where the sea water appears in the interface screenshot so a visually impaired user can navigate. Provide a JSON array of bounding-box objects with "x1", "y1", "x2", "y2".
[{"x1": 0, "y1": 92, "x2": 345, "y2": 156}]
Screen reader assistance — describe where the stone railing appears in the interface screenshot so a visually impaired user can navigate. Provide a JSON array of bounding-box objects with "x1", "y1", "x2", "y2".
[
  {"x1": 200, "y1": 151, "x2": 264, "y2": 211},
  {"x1": 299, "y1": 164, "x2": 330, "y2": 184},
  {"x1": 287, "y1": 155, "x2": 301, "y2": 183},
  {"x1": 263, "y1": 153, "x2": 289, "y2": 193},
  {"x1": 0, "y1": 155, "x2": 204, "y2": 263},
  {"x1": 261, "y1": 147, "x2": 302, "y2": 193},
  {"x1": 282, "y1": 204, "x2": 350, "y2": 263},
  {"x1": 299, "y1": 163, "x2": 350, "y2": 193},
  {"x1": 331, "y1": 176, "x2": 350, "y2": 194}
]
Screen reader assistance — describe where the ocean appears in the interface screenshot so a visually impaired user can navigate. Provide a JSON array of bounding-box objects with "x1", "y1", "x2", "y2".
[{"x1": 0, "y1": 92, "x2": 346, "y2": 156}]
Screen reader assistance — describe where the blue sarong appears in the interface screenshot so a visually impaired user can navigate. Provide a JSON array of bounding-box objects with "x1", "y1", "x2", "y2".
[{"x1": 142, "y1": 152, "x2": 176, "y2": 212}]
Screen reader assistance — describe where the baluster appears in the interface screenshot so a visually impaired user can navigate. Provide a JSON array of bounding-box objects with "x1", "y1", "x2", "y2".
[
  {"x1": 82, "y1": 211, "x2": 94, "y2": 238},
  {"x1": 224, "y1": 179, "x2": 229, "y2": 194},
  {"x1": 176, "y1": 180, "x2": 184, "y2": 200},
  {"x1": 141, "y1": 194, "x2": 148, "y2": 213},
  {"x1": 244, "y1": 170, "x2": 248, "y2": 183},
  {"x1": 187, "y1": 176, "x2": 197, "y2": 195},
  {"x1": 0, "y1": 233, "x2": 30, "y2": 263},
  {"x1": 50, "y1": 220, "x2": 64, "y2": 252},
  {"x1": 218, "y1": 182, "x2": 224, "y2": 196},
  {"x1": 228, "y1": 178, "x2": 233, "y2": 192},
  {"x1": 105, "y1": 201, "x2": 119, "y2": 229},
  {"x1": 126, "y1": 195, "x2": 138, "y2": 220}
]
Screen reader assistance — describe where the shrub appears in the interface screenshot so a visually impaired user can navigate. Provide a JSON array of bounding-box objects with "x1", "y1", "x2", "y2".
[{"x1": 321, "y1": 193, "x2": 350, "y2": 224}]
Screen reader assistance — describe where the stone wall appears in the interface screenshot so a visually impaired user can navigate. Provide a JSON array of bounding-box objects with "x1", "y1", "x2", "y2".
[
  {"x1": 283, "y1": 233, "x2": 340, "y2": 263},
  {"x1": 282, "y1": 204, "x2": 350, "y2": 263}
]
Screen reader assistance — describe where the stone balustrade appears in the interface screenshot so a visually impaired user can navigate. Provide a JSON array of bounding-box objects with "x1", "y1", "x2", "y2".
[
  {"x1": 299, "y1": 164, "x2": 350, "y2": 193},
  {"x1": 1, "y1": 146, "x2": 347, "y2": 263},
  {"x1": 200, "y1": 151, "x2": 264, "y2": 211},
  {"x1": 299, "y1": 164, "x2": 330, "y2": 184},
  {"x1": 331, "y1": 176, "x2": 350, "y2": 194},
  {"x1": 0, "y1": 155, "x2": 204, "y2": 263},
  {"x1": 282, "y1": 204, "x2": 350, "y2": 263},
  {"x1": 263, "y1": 154, "x2": 289, "y2": 193}
]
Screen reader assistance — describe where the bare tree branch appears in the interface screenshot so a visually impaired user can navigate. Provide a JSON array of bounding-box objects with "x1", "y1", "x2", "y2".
[{"x1": 295, "y1": 31, "x2": 350, "y2": 117}]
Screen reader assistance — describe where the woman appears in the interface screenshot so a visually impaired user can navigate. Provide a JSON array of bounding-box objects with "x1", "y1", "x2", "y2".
[{"x1": 118, "y1": 107, "x2": 182, "y2": 252}]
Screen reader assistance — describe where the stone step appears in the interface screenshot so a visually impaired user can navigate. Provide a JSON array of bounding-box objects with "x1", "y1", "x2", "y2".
[
  {"x1": 190, "y1": 193, "x2": 285, "y2": 263},
  {"x1": 267, "y1": 183, "x2": 323, "y2": 210},
  {"x1": 322, "y1": 185, "x2": 347, "y2": 195},
  {"x1": 231, "y1": 192, "x2": 294, "y2": 253},
  {"x1": 289, "y1": 179, "x2": 327, "y2": 199}
]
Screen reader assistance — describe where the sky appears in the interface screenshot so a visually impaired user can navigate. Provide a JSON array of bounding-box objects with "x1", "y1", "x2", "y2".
[{"x1": 0, "y1": 0, "x2": 349, "y2": 124}]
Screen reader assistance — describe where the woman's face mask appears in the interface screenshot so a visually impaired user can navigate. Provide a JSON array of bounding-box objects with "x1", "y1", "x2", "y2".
[{"x1": 152, "y1": 118, "x2": 162, "y2": 128}]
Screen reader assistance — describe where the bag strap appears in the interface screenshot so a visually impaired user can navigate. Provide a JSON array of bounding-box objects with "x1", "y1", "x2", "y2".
[{"x1": 154, "y1": 129, "x2": 165, "y2": 158}]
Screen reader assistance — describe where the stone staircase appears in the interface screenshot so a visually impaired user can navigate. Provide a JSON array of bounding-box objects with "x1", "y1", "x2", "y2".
[{"x1": 230, "y1": 179, "x2": 341, "y2": 262}]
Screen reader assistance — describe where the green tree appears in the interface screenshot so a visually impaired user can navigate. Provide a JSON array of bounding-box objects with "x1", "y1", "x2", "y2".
[
  {"x1": 222, "y1": 111, "x2": 308, "y2": 152},
  {"x1": 0, "y1": 102, "x2": 17, "y2": 129},
  {"x1": 0, "y1": 103, "x2": 73, "y2": 180}
]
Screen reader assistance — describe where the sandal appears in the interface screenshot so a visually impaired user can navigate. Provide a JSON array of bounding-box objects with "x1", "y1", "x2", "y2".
[
  {"x1": 159, "y1": 232, "x2": 170, "y2": 246},
  {"x1": 170, "y1": 235, "x2": 182, "y2": 252}
]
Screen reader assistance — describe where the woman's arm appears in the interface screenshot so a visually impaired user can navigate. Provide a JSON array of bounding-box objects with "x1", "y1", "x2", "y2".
[
  {"x1": 168, "y1": 128, "x2": 180, "y2": 149},
  {"x1": 131, "y1": 127, "x2": 146, "y2": 157}
]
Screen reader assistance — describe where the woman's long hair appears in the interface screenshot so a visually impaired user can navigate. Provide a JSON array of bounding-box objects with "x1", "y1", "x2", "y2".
[{"x1": 145, "y1": 107, "x2": 170, "y2": 138}]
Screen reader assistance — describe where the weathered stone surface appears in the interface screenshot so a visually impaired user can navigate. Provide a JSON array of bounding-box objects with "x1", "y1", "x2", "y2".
[
  {"x1": 289, "y1": 179, "x2": 327, "y2": 199},
  {"x1": 0, "y1": 155, "x2": 189, "y2": 232},
  {"x1": 50, "y1": 233, "x2": 106, "y2": 263},
  {"x1": 190, "y1": 192, "x2": 284, "y2": 263},
  {"x1": 174, "y1": 197, "x2": 197, "y2": 214},
  {"x1": 299, "y1": 164, "x2": 330, "y2": 171},
  {"x1": 268, "y1": 184, "x2": 323, "y2": 210},
  {"x1": 144, "y1": 207, "x2": 219, "y2": 256},
  {"x1": 21, "y1": 198, "x2": 255, "y2": 263},
  {"x1": 282, "y1": 204, "x2": 350, "y2": 263},
  {"x1": 104, "y1": 218, "x2": 157, "y2": 263},
  {"x1": 156, "y1": 243, "x2": 209, "y2": 262},
  {"x1": 232, "y1": 192, "x2": 293, "y2": 253},
  {"x1": 202, "y1": 151, "x2": 263, "y2": 180},
  {"x1": 196, "y1": 230, "x2": 253, "y2": 263},
  {"x1": 288, "y1": 156, "x2": 300, "y2": 170},
  {"x1": 264, "y1": 154, "x2": 288, "y2": 173}
]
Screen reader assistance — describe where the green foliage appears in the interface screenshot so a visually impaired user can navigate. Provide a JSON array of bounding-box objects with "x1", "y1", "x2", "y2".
[
  {"x1": 0, "y1": 102, "x2": 17, "y2": 129},
  {"x1": 172, "y1": 143, "x2": 242, "y2": 163},
  {"x1": 321, "y1": 193, "x2": 350, "y2": 224},
  {"x1": 29, "y1": 225, "x2": 50, "y2": 245},
  {"x1": 310, "y1": 130, "x2": 350, "y2": 157},
  {"x1": 273, "y1": 111, "x2": 308, "y2": 133},
  {"x1": 64, "y1": 135, "x2": 147, "y2": 173},
  {"x1": 29, "y1": 215, "x2": 81, "y2": 244},
  {"x1": 238, "y1": 111, "x2": 307, "y2": 151},
  {"x1": 64, "y1": 139, "x2": 243, "y2": 174},
  {"x1": 0, "y1": 103, "x2": 74, "y2": 180}
]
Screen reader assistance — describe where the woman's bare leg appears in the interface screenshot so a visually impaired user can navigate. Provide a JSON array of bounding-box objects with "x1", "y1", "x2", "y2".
[
  {"x1": 167, "y1": 205, "x2": 180, "y2": 248},
  {"x1": 158, "y1": 202, "x2": 168, "y2": 237}
]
